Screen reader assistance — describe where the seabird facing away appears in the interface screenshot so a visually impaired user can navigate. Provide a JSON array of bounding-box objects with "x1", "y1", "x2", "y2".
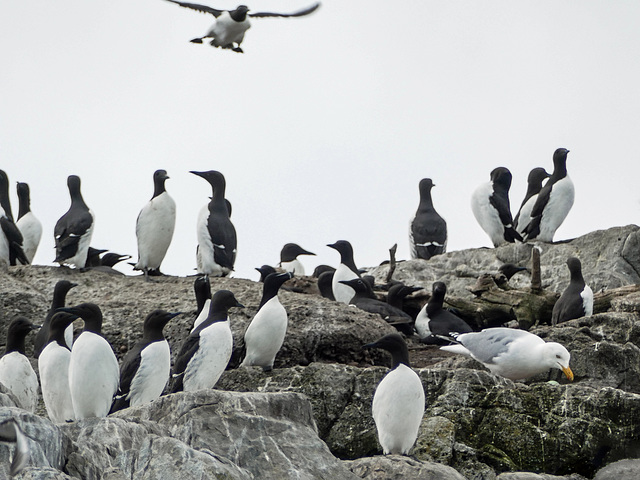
[
  {"x1": 552, "y1": 257, "x2": 593, "y2": 326},
  {"x1": 410, "y1": 178, "x2": 447, "y2": 260},
  {"x1": 471, "y1": 167, "x2": 522, "y2": 247},
  {"x1": 164, "y1": 1, "x2": 320, "y2": 53},
  {"x1": 441, "y1": 327, "x2": 574, "y2": 382},
  {"x1": 364, "y1": 333, "x2": 425, "y2": 455}
]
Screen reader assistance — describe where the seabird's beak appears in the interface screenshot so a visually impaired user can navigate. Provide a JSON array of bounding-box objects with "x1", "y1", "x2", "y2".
[
  {"x1": 30, "y1": 324, "x2": 41, "y2": 330},
  {"x1": 235, "y1": 302, "x2": 245, "y2": 309},
  {"x1": 561, "y1": 365, "x2": 574, "y2": 382}
]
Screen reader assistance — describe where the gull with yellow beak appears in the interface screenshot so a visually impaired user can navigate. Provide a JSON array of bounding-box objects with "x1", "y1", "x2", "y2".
[{"x1": 441, "y1": 327, "x2": 574, "y2": 382}]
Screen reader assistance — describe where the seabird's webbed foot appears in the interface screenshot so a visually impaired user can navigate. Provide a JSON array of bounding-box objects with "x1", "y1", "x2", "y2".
[
  {"x1": 232, "y1": 46, "x2": 244, "y2": 53},
  {"x1": 190, "y1": 38, "x2": 204, "y2": 44}
]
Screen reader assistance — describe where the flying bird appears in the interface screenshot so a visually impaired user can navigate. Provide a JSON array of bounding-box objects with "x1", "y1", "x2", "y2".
[{"x1": 164, "y1": 1, "x2": 320, "y2": 53}]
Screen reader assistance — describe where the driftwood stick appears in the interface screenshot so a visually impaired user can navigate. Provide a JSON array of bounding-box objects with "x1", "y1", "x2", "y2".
[
  {"x1": 530, "y1": 246, "x2": 542, "y2": 293},
  {"x1": 386, "y1": 244, "x2": 398, "y2": 284}
]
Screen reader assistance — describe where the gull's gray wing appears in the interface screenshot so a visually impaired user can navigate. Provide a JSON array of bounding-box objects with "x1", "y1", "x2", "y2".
[{"x1": 458, "y1": 328, "x2": 531, "y2": 365}]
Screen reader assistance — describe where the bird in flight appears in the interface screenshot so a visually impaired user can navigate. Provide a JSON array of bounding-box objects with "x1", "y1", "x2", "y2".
[{"x1": 164, "y1": 1, "x2": 321, "y2": 53}]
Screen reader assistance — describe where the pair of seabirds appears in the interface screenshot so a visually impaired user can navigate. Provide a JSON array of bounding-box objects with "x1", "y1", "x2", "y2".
[
  {"x1": 0, "y1": 170, "x2": 32, "y2": 267},
  {"x1": 471, "y1": 147, "x2": 574, "y2": 248}
]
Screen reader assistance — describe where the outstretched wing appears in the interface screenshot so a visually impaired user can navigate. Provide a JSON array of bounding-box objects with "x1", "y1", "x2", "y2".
[
  {"x1": 250, "y1": 2, "x2": 320, "y2": 18},
  {"x1": 164, "y1": 0, "x2": 224, "y2": 17}
]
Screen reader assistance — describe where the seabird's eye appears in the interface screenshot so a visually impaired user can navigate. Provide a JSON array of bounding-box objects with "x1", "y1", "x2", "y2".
[{"x1": 556, "y1": 354, "x2": 562, "y2": 359}]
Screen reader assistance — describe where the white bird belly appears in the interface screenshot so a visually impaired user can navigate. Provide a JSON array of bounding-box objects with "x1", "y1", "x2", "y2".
[
  {"x1": 191, "y1": 298, "x2": 211, "y2": 333},
  {"x1": 208, "y1": 14, "x2": 250, "y2": 47},
  {"x1": 16, "y1": 213, "x2": 42, "y2": 264},
  {"x1": 281, "y1": 259, "x2": 304, "y2": 275},
  {"x1": 0, "y1": 352, "x2": 38, "y2": 412},
  {"x1": 471, "y1": 183, "x2": 505, "y2": 247},
  {"x1": 69, "y1": 332, "x2": 119, "y2": 419},
  {"x1": 581, "y1": 286, "x2": 594, "y2": 317},
  {"x1": 136, "y1": 193, "x2": 176, "y2": 270},
  {"x1": 536, "y1": 177, "x2": 575, "y2": 242},
  {"x1": 196, "y1": 206, "x2": 225, "y2": 276},
  {"x1": 241, "y1": 298, "x2": 287, "y2": 369},
  {"x1": 414, "y1": 305, "x2": 431, "y2": 339},
  {"x1": 184, "y1": 321, "x2": 232, "y2": 391},
  {"x1": 332, "y1": 264, "x2": 358, "y2": 304},
  {"x1": 129, "y1": 341, "x2": 170, "y2": 407},
  {"x1": 39, "y1": 343, "x2": 75, "y2": 423},
  {"x1": 372, "y1": 364, "x2": 425, "y2": 455},
  {"x1": 516, "y1": 195, "x2": 538, "y2": 234},
  {"x1": 67, "y1": 210, "x2": 95, "y2": 268}
]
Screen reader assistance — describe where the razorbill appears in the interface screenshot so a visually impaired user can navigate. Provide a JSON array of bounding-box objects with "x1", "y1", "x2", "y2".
[
  {"x1": 165, "y1": 1, "x2": 320, "y2": 53},
  {"x1": 514, "y1": 167, "x2": 550, "y2": 234},
  {"x1": 0, "y1": 170, "x2": 28, "y2": 266},
  {"x1": 0, "y1": 418, "x2": 30, "y2": 476},
  {"x1": 471, "y1": 167, "x2": 522, "y2": 247},
  {"x1": 54, "y1": 175, "x2": 95, "y2": 269},
  {"x1": 441, "y1": 327, "x2": 574, "y2": 382},
  {"x1": 191, "y1": 170, "x2": 237, "y2": 277},
  {"x1": 364, "y1": 333, "x2": 425, "y2": 455},
  {"x1": 171, "y1": 290, "x2": 244, "y2": 392},
  {"x1": 279, "y1": 243, "x2": 315, "y2": 275},
  {"x1": 111, "y1": 310, "x2": 180, "y2": 413},
  {"x1": 134, "y1": 170, "x2": 176, "y2": 280},
  {"x1": 415, "y1": 282, "x2": 472, "y2": 343},
  {"x1": 552, "y1": 257, "x2": 593, "y2": 326},
  {"x1": 38, "y1": 311, "x2": 77, "y2": 423},
  {"x1": 15, "y1": 182, "x2": 42, "y2": 264},
  {"x1": 328, "y1": 240, "x2": 361, "y2": 304},
  {"x1": 256, "y1": 264, "x2": 277, "y2": 282},
  {"x1": 240, "y1": 272, "x2": 293, "y2": 371},
  {"x1": 0, "y1": 317, "x2": 39, "y2": 412},
  {"x1": 523, "y1": 148, "x2": 574, "y2": 242},
  {"x1": 410, "y1": 178, "x2": 447, "y2": 260},
  {"x1": 61, "y1": 303, "x2": 119, "y2": 419},
  {"x1": 317, "y1": 270, "x2": 335, "y2": 301},
  {"x1": 191, "y1": 275, "x2": 212, "y2": 332},
  {"x1": 33, "y1": 279, "x2": 77, "y2": 358}
]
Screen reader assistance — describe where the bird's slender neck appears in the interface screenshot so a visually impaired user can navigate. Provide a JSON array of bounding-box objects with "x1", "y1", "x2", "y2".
[
  {"x1": 390, "y1": 347, "x2": 411, "y2": 369},
  {"x1": 5, "y1": 335, "x2": 26, "y2": 355},
  {"x1": 418, "y1": 187, "x2": 434, "y2": 212},
  {"x1": 152, "y1": 179, "x2": 167, "y2": 199},
  {"x1": 17, "y1": 189, "x2": 30, "y2": 220}
]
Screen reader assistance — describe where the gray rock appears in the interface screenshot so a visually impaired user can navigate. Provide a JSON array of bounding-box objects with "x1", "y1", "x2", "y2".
[
  {"x1": 594, "y1": 459, "x2": 640, "y2": 479},
  {"x1": 345, "y1": 455, "x2": 466, "y2": 479},
  {"x1": 497, "y1": 473, "x2": 587, "y2": 480}
]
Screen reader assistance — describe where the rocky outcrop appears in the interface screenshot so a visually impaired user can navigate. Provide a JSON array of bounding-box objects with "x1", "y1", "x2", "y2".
[{"x1": 1, "y1": 225, "x2": 640, "y2": 479}]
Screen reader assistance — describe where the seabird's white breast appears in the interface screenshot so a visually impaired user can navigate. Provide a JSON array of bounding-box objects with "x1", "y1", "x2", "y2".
[
  {"x1": 128, "y1": 340, "x2": 170, "y2": 407},
  {"x1": 332, "y1": 263, "x2": 358, "y2": 304},
  {"x1": 471, "y1": 182, "x2": 505, "y2": 247},
  {"x1": 136, "y1": 192, "x2": 176, "y2": 270},
  {"x1": 183, "y1": 320, "x2": 232, "y2": 391},
  {"x1": 536, "y1": 176, "x2": 575, "y2": 242},
  {"x1": 39, "y1": 342, "x2": 75, "y2": 423},
  {"x1": 0, "y1": 352, "x2": 38, "y2": 412},
  {"x1": 16, "y1": 212, "x2": 42, "y2": 264},
  {"x1": 241, "y1": 297, "x2": 287, "y2": 369}
]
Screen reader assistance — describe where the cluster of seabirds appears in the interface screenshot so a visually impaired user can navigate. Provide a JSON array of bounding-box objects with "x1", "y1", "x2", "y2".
[{"x1": 0, "y1": 146, "x2": 595, "y2": 475}]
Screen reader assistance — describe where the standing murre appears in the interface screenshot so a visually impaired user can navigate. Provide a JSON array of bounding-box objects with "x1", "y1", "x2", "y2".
[
  {"x1": 514, "y1": 167, "x2": 550, "y2": 234},
  {"x1": 410, "y1": 178, "x2": 447, "y2": 260},
  {"x1": 171, "y1": 290, "x2": 243, "y2": 392},
  {"x1": 471, "y1": 167, "x2": 522, "y2": 247},
  {"x1": 0, "y1": 317, "x2": 39, "y2": 412},
  {"x1": 111, "y1": 310, "x2": 180, "y2": 413},
  {"x1": 134, "y1": 170, "x2": 176, "y2": 280},
  {"x1": 523, "y1": 148, "x2": 574, "y2": 242},
  {"x1": 364, "y1": 333, "x2": 425, "y2": 455},
  {"x1": 191, "y1": 170, "x2": 237, "y2": 277},
  {"x1": 38, "y1": 311, "x2": 77, "y2": 423},
  {"x1": 279, "y1": 243, "x2": 315, "y2": 275},
  {"x1": 241, "y1": 272, "x2": 293, "y2": 372},
  {"x1": 15, "y1": 182, "x2": 42, "y2": 264},
  {"x1": 0, "y1": 170, "x2": 28, "y2": 266},
  {"x1": 61, "y1": 303, "x2": 119, "y2": 419},
  {"x1": 552, "y1": 257, "x2": 593, "y2": 326},
  {"x1": 328, "y1": 240, "x2": 361, "y2": 304},
  {"x1": 54, "y1": 175, "x2": 95, "y2": 269},
  {"x1": 33, "y1": 280, "x2": 78, "y2": 358}
]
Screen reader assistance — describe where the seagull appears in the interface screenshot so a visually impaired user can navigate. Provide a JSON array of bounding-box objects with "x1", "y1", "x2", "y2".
[{"x1": 164, "y1": 1, "x2": 320, "y2": 53}]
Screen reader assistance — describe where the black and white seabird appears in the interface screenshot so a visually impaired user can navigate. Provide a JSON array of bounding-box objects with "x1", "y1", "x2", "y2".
[
  {"x1": 134, "y1": 170, "x2": 176, "y2": 280},
  {"x1": 191, "y1": 170, "x2": 237, "y2": 277},
  {"x1": 171, "y1": 290, "x2": 243, "y2": 392},
  {"x1": 111, "y1": 310, "x2": 180, "y2": 413},
  {"x1": 410, "y1": 178, "x2": 447, "y2": 260},
  {"x1": 340, "y1": 278, "x2": 412, "y2": 329},
  {"x1": 54, "y1": 175, "x2": 95, "y2": 269},
  {"x1": 165, "y1": 1, "x2": 320, "y2": 53},
  {"x1": 256, "y1": 264, "x2": 277, "y2": 283},
  {"x1": 61, "y1": 303, "x2": 119, "y2": 419},
  {"x1": 414, "y1": 282, "x2": 472, "y2": 343},
  {"x1": 15, "y1": 182, "x2": 42, "y2": 264},
  {"x1": 514, "y1": 167, "x2": 550, "y2": 234},
  {"x1": 0, "y1": 171, "x2": 28, "y2": 266},
  {"x1": 85, "y1": 247, "x2": 108, "y2": 268},
  {"x1": 441, "y1": 327, "x2": 574, "y2": 382},
  {"x1": 33, "y1": 280, "x2": 77, "y2": 358},
  {"x1": 0, "y1": 317, "x2": 39, "y2": 412},
  {"x1": 191, "y1": 275, "x2": 212, "y2": 332},
  {"x1": 523, "y1": 148, "x2": 575, "y2": 242},
  {"x1": 552, "y1": 257, "x2": 593, "y2": 326},
  {"x1": 364, "y1": 333, "x2": 425, "y2": 455},
  {"x1": 241, "y1": 272, "x2": 293, "y2": 371},
  {"x1": 471, "y1": 167, "x2": 522, "y2": 247},
  {"x1": 279, "y1": 243, "x2": 315, "y2": 275},
  {"x1": 38, "y1": 311, "x2": 77, "y2": 423},
  {"x1": 0, "y1": 418, "x2": 31, "y2": 476},
  {"x1": 328, "y1": 240, "x2": 361, "y2": 304}
]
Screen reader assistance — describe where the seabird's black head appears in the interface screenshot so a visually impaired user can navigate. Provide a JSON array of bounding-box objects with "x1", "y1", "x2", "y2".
[
  {"x1": 527, "y1": 168, "x2": 550, "y2": 189},
  {"x1": 67, "y1": 175, "x2": 83, "y2": 198},
  {"x1": 194, "y1": 275, "x2": 212, "y2": 311},
  {"x1": 431, "y1": 281, "x2": 447, "y2": 301},
  {"x1": 317, "y1": 270, "x2": 335, "y2": 300},
  {"x1": 553, "y1": 148, "x2": 570, "y2": 164},
  {"x1": 419, "y1": 178, "x2": 435, "y2": 194},
  {"x1": 388, "y1": 283, "x2": 422, "y2": 300},
  {"x1": 100, "y1": 252, "x2": 131, "y2": 267},
  {"x1": 490, "y1": 167, "x2": 512, "y2": 190},
  {"x1": 364, "y1": 333, "x2": 411, "y2": 368},
  {"x1": 327, "y1": 240, "x2": 354, "y2": 262},
  {"x1": 16, "y1": 182, "x2": 31, "y2": 220},
  {"x1": 47, "y1": 311, "x2": 77, "y2": 346},
  {"x1": 280, "y1": 243, "x2": 315, "y2": 262},
  {"x1": 209, "y1": 290, "x2": 244, "y2": 322},
  {"x1": 230, "y1": 5, "x2": 250, "y2": 21},
  {"x1": 190, "y1": 170, "x2": 226, "y2": 190},
  {"x1": 5, "y1": 316, "x2": 39, "y2": 355},
  {"x1": 339, "y1": 277, "x2": 370, "y2": 295},
  {"x1": 143, "y1": 310, "x2": 180, "y2": 340},
  {"x1": 256, "y1": 264, "x2": 277, "y2": 282},
  {"x1": 260, "y1": 272, "x2": 294, "y2": 306},
  {"x1": 152, "y1": 169, "x2": 169, "y2": 198},
  {"x1": 86, "y1": 247, "x2": 108, "y2": 267},
  {"x1": 54, "y1": 279, "x2": 78, "y2": 297},
  {"x1": 58, "y1": 302, "x2": 103, "y2": 334},
  {"x1": 312, "y1": 264, "x2": 335, "y2": 278},
  {"x1": 566, "y1": 257, "x2": 584, "y2": 279}
]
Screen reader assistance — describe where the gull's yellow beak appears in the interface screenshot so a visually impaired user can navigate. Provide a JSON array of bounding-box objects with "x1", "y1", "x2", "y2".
[{"x1": 562, "y1": 366, "x2": 574, "y2": 382}]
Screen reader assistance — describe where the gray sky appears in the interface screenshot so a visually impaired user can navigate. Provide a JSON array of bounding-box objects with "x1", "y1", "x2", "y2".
[{"x1": 2, "y1": 1, "x2": 639, "y2": 280}]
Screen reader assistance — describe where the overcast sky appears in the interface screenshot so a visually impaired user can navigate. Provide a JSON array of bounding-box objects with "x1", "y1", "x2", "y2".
[{"x1": 2, "y1": 1, "x2": 639, "y2": 281}]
